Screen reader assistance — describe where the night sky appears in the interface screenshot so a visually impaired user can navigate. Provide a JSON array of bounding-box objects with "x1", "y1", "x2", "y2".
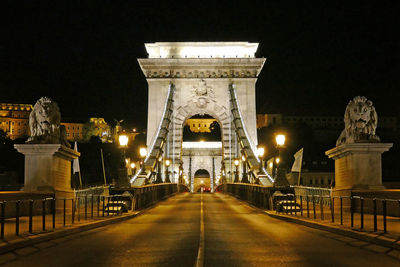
[{"x1": 2, "y1": 1, "x2": 399, "y2": 129}]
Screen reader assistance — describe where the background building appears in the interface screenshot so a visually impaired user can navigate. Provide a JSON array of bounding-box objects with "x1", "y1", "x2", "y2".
[{"x1": 0, "y1": 103, "x2": 32, "y2": 140}]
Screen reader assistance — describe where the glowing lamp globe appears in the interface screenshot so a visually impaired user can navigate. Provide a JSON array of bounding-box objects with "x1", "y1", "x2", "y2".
[{"x1": 276, "y1": 134, "x2": 286, "y2": 147}]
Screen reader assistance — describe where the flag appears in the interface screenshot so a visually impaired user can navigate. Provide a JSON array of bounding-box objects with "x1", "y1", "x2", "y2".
[
  {"x1": 266, "y1": 157, "x2": 274, "y2": 175},
  {"x1": 73, "y1": 141, "x2": 80, "y2": 174},
  {"x1": 291, "y1": 148, "x2": 303, "y2": 172}
]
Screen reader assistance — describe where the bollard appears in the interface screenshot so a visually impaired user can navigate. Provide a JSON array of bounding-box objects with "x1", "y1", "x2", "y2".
[
  {"x1": 294, "y1": 195, "x2": 297, "y2": 216},
  {"x1": 63, "y1": 199, "x2": 66, "y2": 227},
  {"x1": 85, "y1": 196, "x2": 88, "y2": 220},
  {"x1": 360, "y1": 197, "x2": 364, "y2": 230},
  {"x1": 91, "y1": 195, "x2": 94, "y2": 219},
  {"x1": 373, "y1": 198, "x2": 377, "y2": 232},
  {"x1": 383, "y1": 199, "x2": 387, "y2": 233},
  {"x1": 42, "y1": 199, "x2": 46, "y2": 231},
  {"x1": 320, "y1": 196, "x2": 324, "y2": 220},
  {"x1": 306, "y1": 196, "x2": 310, "y2": 218},
  {"x1": 52, "y1": 198, "x2": 56, "y2": 229},
  {"x1": 300, "y1": 196, "x2": 303, "y2": 216},
  {"x1": 16, "y1": 201, "x2": 20, "y2": 235},
  {"x1": 331, "y1": 197, "x2": 334, "y2": 223},
  {"x1": 312, "y1": 195, "x2": 316, "y2": 219},
  {"x1": 29, "y1": 200, "x2": 33, "y2": 233},
  {"x1": 0, "y1": 202, "x2": 4, "y2": 239},
  {"x1": 102, "y1": 196, "x2": 105, "y2": 217},
  {"x1": 350, "y1": 196, "x2": 354, "y2": 228}
]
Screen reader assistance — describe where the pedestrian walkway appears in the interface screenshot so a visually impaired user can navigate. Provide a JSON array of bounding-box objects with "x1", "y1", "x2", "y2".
[{"x1": 0, "y1": 207, "x2": 133, "y2": 244}]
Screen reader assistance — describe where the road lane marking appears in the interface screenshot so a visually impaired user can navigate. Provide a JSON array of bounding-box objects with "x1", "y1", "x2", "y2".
[{"x1": 195, "y1": 192, "x2": 204, "y2": 267}]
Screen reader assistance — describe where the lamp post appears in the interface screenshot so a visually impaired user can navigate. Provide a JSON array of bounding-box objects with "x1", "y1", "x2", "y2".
[
  {"x1": 139, "y1": 147, "x2": 147, "y2": 175},
  {"x1": 165, "y1": 159, "x2": 171, "y2": 183},
  {"x1": 155, "y1": 156, "x2": 163, "y2": 183},
  {"x1": 119, "y1": 133, "x2": 129, "y2": 183},
  {"x1": 274, "y1": 133, "x2": 289, "y2": 187},
  {"x1": 257, "y1": 146, "x2": 265, "y2": 173},
  {"x1": 275, "y1": 134, "x2": 285, "y2": 172},
  {"x1": 241, "y1": 154, "x2": 249, "y2": 183},
  {"x1": 130, "y1": 162, "x2": 136, "y2": 176},
  {"x1": 234, "y1": 159, "x2": 240, "y2": 182}
]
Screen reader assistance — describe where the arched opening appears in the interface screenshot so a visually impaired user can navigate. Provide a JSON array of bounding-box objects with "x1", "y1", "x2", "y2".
[
  {"x1": 194, "y1": 169, "x2": 211, "y2": 192},
  {"x1": 182, "y1": 114, "x2": 221, "y2": 142}
]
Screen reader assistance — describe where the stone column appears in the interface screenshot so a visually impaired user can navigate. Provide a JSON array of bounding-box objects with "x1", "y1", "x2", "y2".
[
  {"x1": 14, "y1": 144, "x2": 80, "y2": 210},
  {"x1": 326, "y1": 143, "x2": 392, "y2": 193}
]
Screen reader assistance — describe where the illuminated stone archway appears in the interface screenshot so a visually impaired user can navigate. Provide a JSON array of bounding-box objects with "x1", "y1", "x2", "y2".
[{"x1": 138, "y1": 42, "x2": 265, "y2": 184}]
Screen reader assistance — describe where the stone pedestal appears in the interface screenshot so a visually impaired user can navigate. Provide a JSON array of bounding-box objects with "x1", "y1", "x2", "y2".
[
  {"x1": 14, "y1": 144, "x2": 80, "y2": 209},
  {"x1": 325, "y1": 143, "x2": 392, "y2": 193}
]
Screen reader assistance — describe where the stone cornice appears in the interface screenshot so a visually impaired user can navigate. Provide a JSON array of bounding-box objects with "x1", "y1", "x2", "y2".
[
  {"x1": 137, "y1": 58, "x2": 266, "y2": 78},
  {"x1": 325, "y1": 143, "x2": 393, "y2": 160}
]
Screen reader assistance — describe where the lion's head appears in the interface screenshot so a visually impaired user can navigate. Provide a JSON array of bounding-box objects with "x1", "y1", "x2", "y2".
[
  {"x1": 26, "y1": 97, "x2": 69, "y2": 146},
  {"x1": 29, "y1": 97, "x2": 61, "y2": 136},
  {"x1": 337, "y1": 96, "x2": 380, "y2": 145}
]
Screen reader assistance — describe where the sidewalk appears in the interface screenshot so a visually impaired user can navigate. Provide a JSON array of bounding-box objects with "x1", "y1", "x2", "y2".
[
  {"x1": 266, "y1": 209, "x2": 400, "y2": 251},
  {"x1": 0, "y1": 209, "x2": 141, "y2": 256}
]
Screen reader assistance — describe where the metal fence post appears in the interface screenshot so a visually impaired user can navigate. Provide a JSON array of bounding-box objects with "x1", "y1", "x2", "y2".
[
  {"x1": 42, "y1": 199, "x2": 46, "y2": 231},
  {"x1": 52, "y1": 198, "x2": 56, "y2": 229},
  {"x1": 29, "y1": 200, "x2": 33, "y2": 233},
  {"x1": 300, "y1": 196, "x2": 303, "y2": 216},
  {"x1": 306, "y1": 195, "x2": 310, "y2": 218},
  {"x1": 97, "y1": 195, "x2": 100, "y2": 217},
  {"x1": 84, "y1": 195, "x2": 88, "y2": 220},
  {"x1": 373, "y1": 198, "x2": 377, "y2": 232},
  {"x1": 63, "y1": 199, "x2": 66, "y2": 227},
  {"x1": 383, "y1": 199, "x2": 387, "y2": 233},
  {"x1": 91, "y1": 195, "x2": 94, "y2": 219},
  {"x1": 312, "y1": 195, "x2": 316, "y2": 219},
  {"x1": 350, "y1": 196, "x2": 354, "y2": 228},
  {"x1": 360, "y1": 197, "x2": 364, "y2": 230},
  {"x1": 1, "y1": 202, "x2": 5, "y2": 239},
  {"x1": 16, "y1": 201, "x2": 20, "y2": 235},
  {"x1": 320, "y1": 196, "x2": 324, "y2": 220},
  {"x1": 77, "y1": 197, "x2": 80, "y2": 222},
  {"x1": 331, "y1": 197, "x2": 334, "y2": 223},
  {"x1": 340, "y1": 197, "x2": 343, "y2": 225},
  {"x1": 72, "y1": 199, "x2": 75, "y2": 224},
  {"x1": 102, "y1": 196, "x2": 105, "y2": 217}
]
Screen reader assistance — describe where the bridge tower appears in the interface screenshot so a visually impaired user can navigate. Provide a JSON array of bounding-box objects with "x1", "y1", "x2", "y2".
[{"x1": 136, "y1": 42, "x2": 273, "y2": 189}]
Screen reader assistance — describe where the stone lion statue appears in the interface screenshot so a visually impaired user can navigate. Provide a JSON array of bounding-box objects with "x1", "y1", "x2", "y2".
[
  {"x1": 336, "y1": 96, "x2": 380, "y2": 146},
  {"x1": 26, "y1": 97, "x2": 70, "y2": 147}
]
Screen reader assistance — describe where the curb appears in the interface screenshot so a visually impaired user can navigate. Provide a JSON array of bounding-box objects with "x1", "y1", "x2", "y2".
[{"x1": 265, "y1": 211, "x2": 400, "y2": 251}]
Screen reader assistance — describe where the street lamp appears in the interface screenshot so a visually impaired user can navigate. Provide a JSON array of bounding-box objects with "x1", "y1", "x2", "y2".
[
  {"x1": 165, "y1": 159, "x2": 171, "y2": 183},
  {"x1": 241, "y1": 154, "x2": 249, "y2": 183},
  {"x1": 155, "y1": 156, "x2": 163, "y2": 183},
  {"x1": 234, "y1": 159, "x2": 240, "y2": 182},
  {"x1": 139, "y1": 147, "x2": 147, "y2": 175},
  {"x1": 257, "y1": 146, "x2": 265, "y2": 173},
  {"x1": 119, "y1": 133, "x2": 129, "y2": 183},
  {"x1": 274, "y1": 133, "x2": 289, "y2": 187},
  {"x1": 275, "y1": 134, "x2": 286, "y2": 170}
]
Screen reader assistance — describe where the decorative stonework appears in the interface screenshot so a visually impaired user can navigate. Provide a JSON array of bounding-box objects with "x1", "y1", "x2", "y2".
[
  {"x1": 138, "y1": 58, "x2": 265, "y2": 78},
  {"x1": 188, "y1": 79, "x2": 216, "y2": 110},
  {"x1": 26, "y1": 97, "x2": 70, "y2": 147},
  {"x1": 336, "y1": 96, "x2": 380, "y2": 146}
]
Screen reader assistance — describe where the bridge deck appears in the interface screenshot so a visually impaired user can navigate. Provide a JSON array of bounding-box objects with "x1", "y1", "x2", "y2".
[{"x1": 4, "y1": 193, "x2": 398, "y2": 266}]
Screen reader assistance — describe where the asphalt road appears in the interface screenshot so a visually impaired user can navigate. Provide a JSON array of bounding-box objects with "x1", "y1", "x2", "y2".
[{"x1": 4, "y1": 193, "x2": 398, "y2": 266}]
